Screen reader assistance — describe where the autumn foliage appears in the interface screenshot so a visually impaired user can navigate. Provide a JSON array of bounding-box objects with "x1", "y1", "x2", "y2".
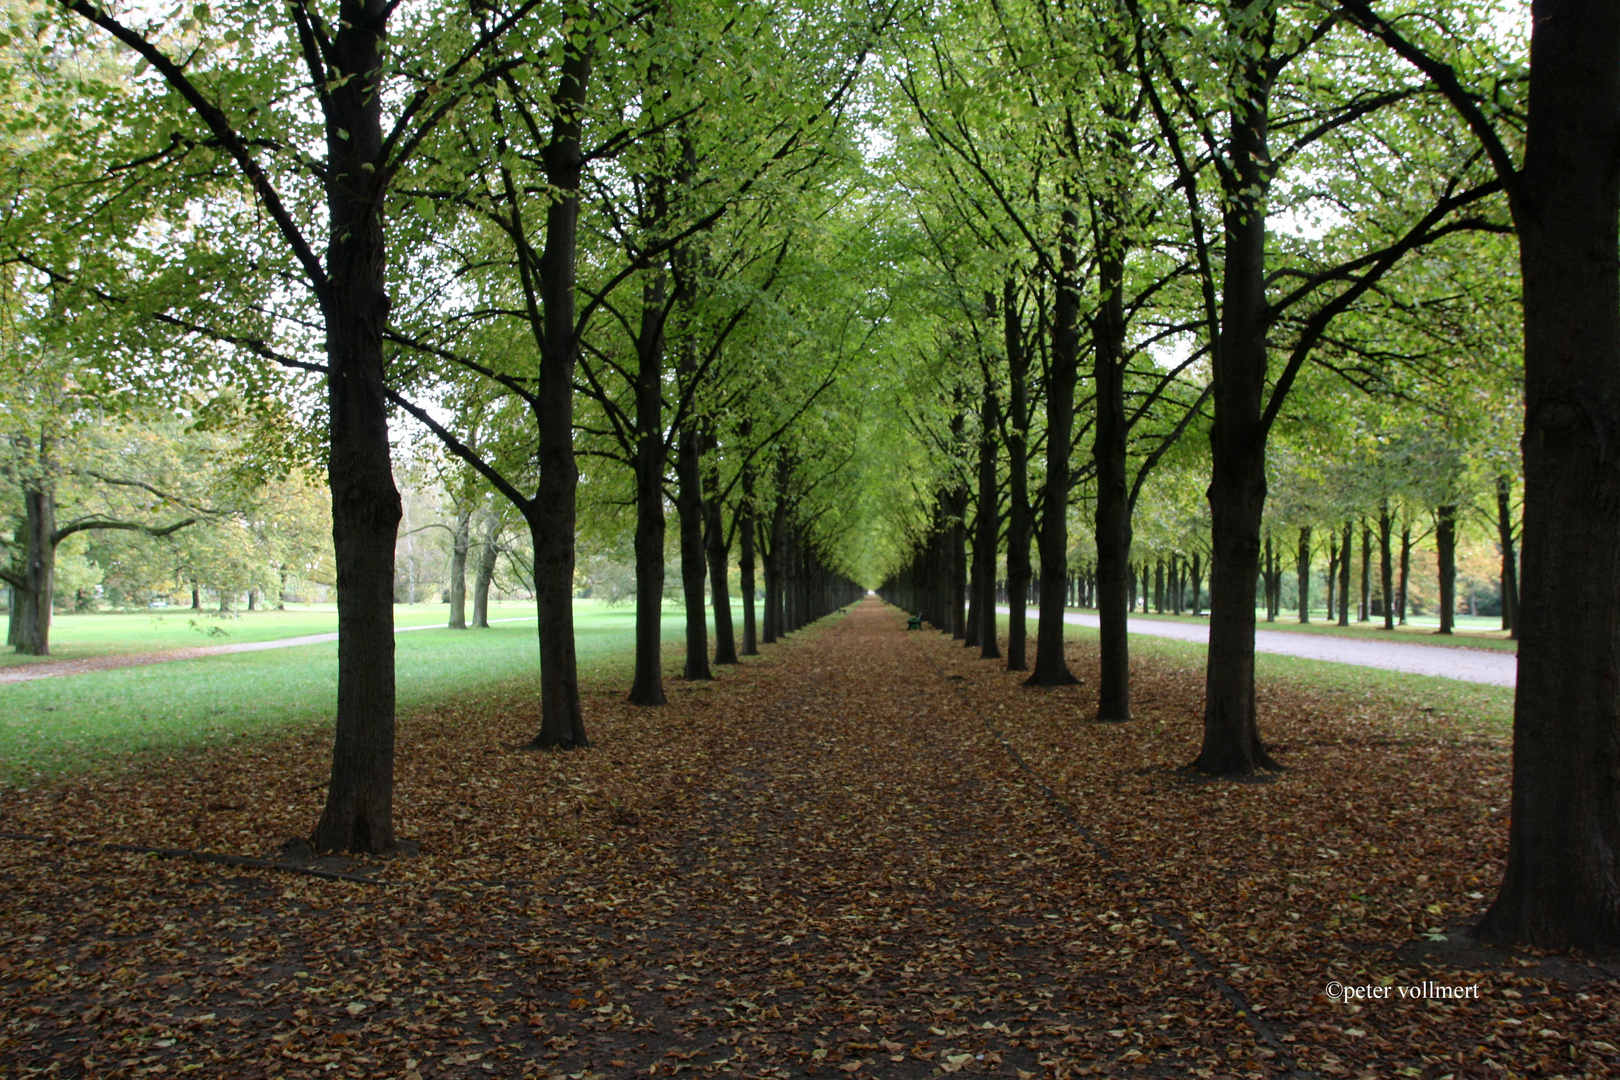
[{"x1": 1, "y1": 601, "x2": 1614, "y2": 1077}]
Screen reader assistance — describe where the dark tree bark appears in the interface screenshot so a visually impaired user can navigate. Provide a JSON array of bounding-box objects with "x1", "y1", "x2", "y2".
[
  {"x1": 1296, "y1": 525, "x2": 1311, "y2": 623},
  {"x1": 1495, "y1": 473, "x2": 1519, "y2": 637},
  {"x1": 1475, "y1": 0, "x2": 1620, "y2": 950},
  {"x1": 740, "y1": 459, "x2": 759, "y2": 655},
  {"x1": 1263, "y1": 531, "x2": 1279, "y2": 622},
  {"x1": 1093, "y1": 242, "x2": 1132, "y2": 719},
  {"x1": 1436, "y1": 504, "x2": 1456, "y2": 635},
  {"x1": 1324, "y1": 531, "x2": 1336, "y2": 623},
  {"x1": 1359, "y1": 522, "x2": 1372, "y2": 622},
  {"x1": 1004, "y1": 279, "x2": 1033, "y2": 672},
  {"x1": 1338, "y1": 520, "x2": 1352, "y2": 626},
  {"x1": 1194, "y1": 25, "x2": 1280, "y2": 774},
  {"x1": 308, "y1": 2, "x2": 406, "y2": 852},
  {"x1": 471, "y1": 505, "x2": 499, "y2": 629},
  {"x1": 519, "y1": 40, "x2": 592, "y2": 749},
  {"x1": 447, "y1": 504, "x2": 471, "y2": 630},
  {"x1": 675, "y1": 423, "x2": 712, "y2": 681},
  {"x1": 11, "y1": 478, "x2": 55, "y2": 656},
  {"x1": 975, "y1": 369, "x2": 1002, "y2": 660},
  {"x1": 628, "y1": 274, "x2": 670, "y2": 706},
  {"x1": 704, "y1": 448, "x2": 739, "y2": 665},
  {"x1": 1397, "y1": 524, "x2": 1411, "y2": 625},
  {"x1": 1378, "y1": 499, "x2": 1395, "y2": 630},
  {"x1": 1027, "y1": 208, "x2": 1081, "y2": 686}
]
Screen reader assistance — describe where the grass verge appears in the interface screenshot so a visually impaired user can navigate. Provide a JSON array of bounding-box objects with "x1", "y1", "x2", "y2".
[{"x1": 0, "y1": 601, "x2": 747, "y2": 788}]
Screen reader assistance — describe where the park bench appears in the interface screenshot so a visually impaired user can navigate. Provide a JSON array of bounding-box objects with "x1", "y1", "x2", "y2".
[{"x1": 906, "y1": 613, "x2": 923, "y2": 630}]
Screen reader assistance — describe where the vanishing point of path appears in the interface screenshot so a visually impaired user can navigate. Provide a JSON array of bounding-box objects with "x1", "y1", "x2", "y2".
[{"x1": 1002, "y1": 606, "x2": 1516, "y2": 687}]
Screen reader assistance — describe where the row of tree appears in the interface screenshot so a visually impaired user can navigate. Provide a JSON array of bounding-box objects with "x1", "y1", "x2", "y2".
[{"x1": 4, "y1": 0, "x2": 1616, "y2": 951}]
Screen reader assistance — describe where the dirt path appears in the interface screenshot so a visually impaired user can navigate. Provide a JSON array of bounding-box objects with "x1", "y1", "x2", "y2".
[
  {"x1": 0, "y1": 617, "x2": 537, "y2": 685},
  {"x1": 1, "y1": 599, "x2": 1611, "y2": 1079},
  {"x1": 1002, "y1": 606, "x2": 1517, "y2": 686}
]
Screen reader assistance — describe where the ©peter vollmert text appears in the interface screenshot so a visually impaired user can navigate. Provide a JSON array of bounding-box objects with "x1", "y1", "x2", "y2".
[{"x1": 1325, "y1": 980, "x2": 1481, "y2": 1002}]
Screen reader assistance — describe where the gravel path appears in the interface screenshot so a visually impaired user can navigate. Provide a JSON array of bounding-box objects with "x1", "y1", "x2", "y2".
[
  {"x1": 0, "y1": 617, "x2": 537, "y2": 686},
  {"x1": 1001, "y1": 606, "x2": 1517, "y2": 687}
]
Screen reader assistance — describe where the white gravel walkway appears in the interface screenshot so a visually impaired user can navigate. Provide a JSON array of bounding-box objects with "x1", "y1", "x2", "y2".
[{"x1": 998, "y1": 606, "x2": 1516, "y2": 687}]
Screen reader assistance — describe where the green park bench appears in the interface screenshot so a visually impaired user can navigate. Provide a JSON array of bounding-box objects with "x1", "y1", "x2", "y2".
[{"x1": 906, "y1": 613, "x2": 923, "y2": 630}]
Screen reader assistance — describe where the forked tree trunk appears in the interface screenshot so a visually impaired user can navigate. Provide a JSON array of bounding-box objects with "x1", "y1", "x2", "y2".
[
  {"x1": 310, "y1": 4, "x2": 405, "y2": 852},
  {"x1": 1477, "y1": 1, "x2": 1620, "y2": 950}
]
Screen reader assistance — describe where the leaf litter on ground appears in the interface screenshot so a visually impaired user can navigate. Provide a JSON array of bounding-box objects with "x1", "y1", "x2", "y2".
[{"x1": 1, "y1": 599, "x2": 1616, "y2": 1078}]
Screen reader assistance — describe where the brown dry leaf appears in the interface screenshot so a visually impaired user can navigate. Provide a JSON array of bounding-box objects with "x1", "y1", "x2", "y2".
[{"x1": 1, "y1": 600, "x2": 1615, "y2": 1080}]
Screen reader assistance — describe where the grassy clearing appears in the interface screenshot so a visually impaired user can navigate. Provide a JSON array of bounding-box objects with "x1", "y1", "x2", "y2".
[
  {"x1": 1034, "y1": 616, "x2": 1517, "y2": 736},
  {"x1": 0, "y1": 600, "x2": 745, "y2": 788},
  {"x1": 1059, "y1": 605, "x2": 1518, "y2": 652},
  {"x1": 0, "y1": 601, "x2": 544, "y2": 667}
]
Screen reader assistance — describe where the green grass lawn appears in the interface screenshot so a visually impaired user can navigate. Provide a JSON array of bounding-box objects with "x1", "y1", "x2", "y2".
[
  {"x1": 1046, "y1": 616, "x2": 1516, "y2": 735},
  {"x1": 1062, "y1": 606, "x2": 1519, "y2": 653},
  {"x1": 0, "y1": 601, "x2": 544, "y2": 667},
  {"x1": 0, "y1": 600, "x2": 748, "y2": 788}
]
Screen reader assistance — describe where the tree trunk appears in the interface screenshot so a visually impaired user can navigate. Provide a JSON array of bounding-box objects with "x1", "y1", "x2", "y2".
[
  {"x1": 972, "y1": 374, "x2": 1001, "y2": 658},
  {"x1": 1028, "y1": 208, "x2": 1081, "y2": 686},
  {"x1": 448, "y1": 504, "x2": 471, "y2": 629},
  {"x1": 702, "y1": 442, "x2": 738, "y2": 666},
  {"x1": 310, "y1": 4, "x2": 405, "y2": 852},
  {"x1": 14, "y1": 479, "x2": 54, "y2": 656},
  {"x1": 675, "y1": 424, "x2": 711, "y2": 681},
  {"x1": 1379, "y1": 499, "x2": 1395, "y2": 630},
  {"x1": 1195, "y1": 38, "x2": 1280, "y2": 775},
  {"x1": 1496, "y1": 473, "x2": 1519, "y2": 637},
  {"x1": 1477, "y1": 2, "x2": 1620, "y2": 950},
  {"x1": 519, "y1": 39, "x2": 592, "y2": 749},
  {"x1": 1338, "y1": 520, "x2": 1352, "y2": 625},
  {"x1": 948, "y1": 481, "x2": 968, "y2": 641},
  {"x1": 628, "y1": 274, "x2": 669, "y2": 707},
  {"x1": 1093, "y1": 250, "x2": 1132, "y2": 717},
  {"x1": 1359, "y1": 522, "x2": 1372, "y2": 622},
  {"x1": 471, "y1": 506, "x2": 498, "y2": 629},
  {"x1": 1397, "y1": 525, "x2": 1411, "y2": 625},
  {"x1": 740, "y1": 461, "x2": 759, "y2": 655},
  {"x1": 1004, "y1": 278, "x2": 1032, "y2": 671},
  {"x1": 1436, "y1": 504, "x2": 1456, "y2": 635},
  {"x1": 1324, "y1": 532, "x2": 1336, "y2": 624},
  {"x1": 1296, "y1": 525, "x2": 1311, "y2": 623}
]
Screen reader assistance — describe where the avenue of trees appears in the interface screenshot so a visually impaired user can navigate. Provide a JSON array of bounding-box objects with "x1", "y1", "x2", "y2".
[{"x1": 2, "y1": 0, "x2": 1615, "y2": 951}]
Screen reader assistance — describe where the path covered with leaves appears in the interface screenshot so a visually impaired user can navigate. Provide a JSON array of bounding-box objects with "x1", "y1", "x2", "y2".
[{"x1": 2, "y1": 600, "x2": 1615, "y2": 1078}]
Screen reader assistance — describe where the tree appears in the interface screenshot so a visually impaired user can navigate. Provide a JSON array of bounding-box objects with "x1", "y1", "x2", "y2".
[{"x1": 1342, "y1": 0, "x2": 1620, "y2": 952}]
